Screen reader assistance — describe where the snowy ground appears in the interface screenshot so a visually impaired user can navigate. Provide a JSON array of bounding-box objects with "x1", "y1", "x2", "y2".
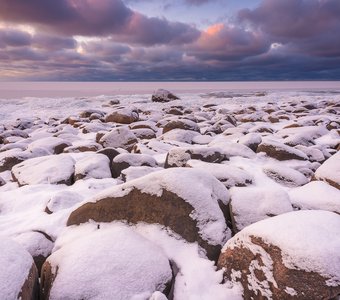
[{"x1": 0, "y1": 88, "x2": 339, "y2": 299}]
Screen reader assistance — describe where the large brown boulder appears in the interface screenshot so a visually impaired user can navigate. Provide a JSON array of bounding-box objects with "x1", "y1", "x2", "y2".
[
  {"x1": 67, "y1": 168, "x2": 231, "y2": 260},
  {"x1": 257, "y1": 140, "x2": 308, "y2": 161},
  {"x1": 99, "y1": 127, "x2": 138, "y2": 152},
  {"x1": 163, "y1": 119, "x2": 200, "y2": 134},
  {"x1": 217, "y1": 210, "x2": 340, "y2": 299},
  {"x1": 104, "y1": 108, "x2": 139, "y2": 124},
  {"x1": 152, "y1": 89, "x2": 180, "y2": 102},
  {"x1": 41, "y1": 224, "x2": 173, "y2": 300},
  {"x1": 0, "y1": 237, "x2": 39, "y2": 300}
]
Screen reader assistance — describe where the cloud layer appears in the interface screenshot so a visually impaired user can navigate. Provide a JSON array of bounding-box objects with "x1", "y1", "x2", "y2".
[{"x1": 0, "y1": 0, "x2": 339, "y2": 80}]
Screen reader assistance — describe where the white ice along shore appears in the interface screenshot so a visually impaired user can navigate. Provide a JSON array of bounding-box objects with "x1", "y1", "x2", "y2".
[{"x1": 0, "y1": 87, "x2": 340, "y2": 300}]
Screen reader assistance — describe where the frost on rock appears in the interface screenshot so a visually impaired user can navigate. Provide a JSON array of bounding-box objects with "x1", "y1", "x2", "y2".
[
  {"x1": 218, "y1": 210, "x2": 340, "y2": 299},
  {"x1": 41, "y1": 224, "x2": 173, "y2": 300},
  {"x1": 67, "y1": 168, "x2": 231, "y2": 260},
  {"x1": 11, "y1": 154, "x2": 75, "y2": 186},
  {"x1": 314, "y1": 151, "x2": 340, "y2": 189},
  {"x1": 229, "y1": 186, "x2": 293, "y2": 232},
  {"x1": 0, "y1": 237, "x2": 38, "y2": 300},
  {"x1": 74, "y1": 153, "x2": 111, "y2": 180},
  {"x1": 289, "y1": 181, "x2": 340, "y2": 214}
]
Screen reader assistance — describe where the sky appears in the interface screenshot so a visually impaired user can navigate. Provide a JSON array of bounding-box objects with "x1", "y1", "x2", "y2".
[{"x1": 0, "y1": 0, "x2": 340, "y2": 81}]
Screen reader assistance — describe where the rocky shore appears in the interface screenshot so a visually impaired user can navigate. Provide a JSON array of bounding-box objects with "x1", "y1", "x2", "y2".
[{"x1": 0, "y1": 89, "x2": 339, "y2": 300}]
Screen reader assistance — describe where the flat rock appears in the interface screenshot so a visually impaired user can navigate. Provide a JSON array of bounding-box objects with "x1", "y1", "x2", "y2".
[
  {"x1": 11, "y1": 154, "x2": 75, "y2": 186},
  {"x1": 67, "y1": 168, "x2": 231, "y2": 260},
  {"x1": 217, "y1": 210, "x2": 340, "y2": 299},
  {"x1": 41, "y1": 224, "x2": 173, "y2": 300}
]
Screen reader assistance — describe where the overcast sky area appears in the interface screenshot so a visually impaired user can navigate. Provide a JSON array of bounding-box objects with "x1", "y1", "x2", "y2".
[{"x1": 0, "y1": 0, "x2": 340, "y2": 81}]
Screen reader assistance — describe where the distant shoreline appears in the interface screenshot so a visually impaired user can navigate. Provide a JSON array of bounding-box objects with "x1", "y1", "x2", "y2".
[{"x1": 0, "y1": 81, "x2": 339, "y2": 99}]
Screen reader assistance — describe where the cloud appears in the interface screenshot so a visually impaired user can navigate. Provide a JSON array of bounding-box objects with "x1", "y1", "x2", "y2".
[
  {"x1": 0, "y1": 29, "x2": 31, "y2": 47},
  {"x1": 238, "y1": 0, "x2": 340, "y2": 56},
  {"x1": 0, "y1": 0, "x2": 200, "y2": 45}
]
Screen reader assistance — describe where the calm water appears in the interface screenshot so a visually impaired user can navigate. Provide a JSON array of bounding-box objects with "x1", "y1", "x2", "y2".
[{"x1": 0, "y1": 81, "x2": 339, "y2": 98}]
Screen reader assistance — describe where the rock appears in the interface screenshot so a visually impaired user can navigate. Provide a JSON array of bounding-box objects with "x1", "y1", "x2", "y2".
[
  {"x1": 45, "y1": 191, "x2": 83, "y2": 214},
  {"x1": 289, "y1": 181, "x2": 340, "y2": 214},
  {"x1": 162, "y1": 119, "x2": 200, "y2": 134},
  {"x1": 14, "y1": 231, "x2": 54, "y2": 275},
  {"x1": 0, "y1": 237, "x2": 39, "y2": 300},
  {"x1": 217, "y1": 210, "x2": 340, "y2": 300},
  {"x1": 99, "y1": 127, "x2": 138, "y2": 152},
  {"x1": 263, "y1": 164, "x2": 309, "y2": 187},
  {"x1": 12, "y1": 154, "x2": 75, "y2": 186},
  {"x1": 27, "y1": 137, "x2": 70, "y2": 154},
  {"x1": 104, "y1": 108, "x2": 139, "y2": 124},
  {"x1": 79, "y1": 109, "x2": 105, "y2": 118},
  {"x1": 63, "y1": 141, "x2": 102, "y2": 153},
  {"x1": 131, "y1": 128, "x2": 156, "y2": 139},
  {"x1": 257, "y1": 140, "x2": 308, "y2": 161},
  {"x1": 121, "y1": 166, "x2": 163, "y2": 182},
  {"x1": 40, "y1": 224, "x2": 173, "y2": 300},
  {"x1": 313, "y1": 151, "x2": 340, "y2": 189},
  {"x1": 0, "y1": 149, "x2": 30, "y2": 172},
  {"x1": 160, "y1": 129, "x2": 200, "y2": 144},
  {"x1": 74, "y1": 153, "x2": 111, "y2": 181},
  {"x1": 0, "y1": 175, "x2": 6, "y2": 186},
  {"x1": 152, "y1": 89, "x2": 180, "y2": 102},
  {"x1": 67, "y1": 168, "x2": 231, "y2": 260},
  {"x1": 97, "y1": 147, "x2": 122, "y2": 164},
  {"x1": 229, "y1": 186, "x2": 293, "y2": 232},
  {"x1": 237, "y1": 133, "x2": 262, "y2": 152},
  {"x1": 165, "y1": 146, "x2": 226, "y2": 168},
  {"x1": 186, "y1": 160, "x2": 253, "y2": 188},
  {"x1": 111, "y1": 153, "x2": 157, "y2": 178},
  {"x1": 209, "y1": 139, "x2": 256, "y2": 159}
]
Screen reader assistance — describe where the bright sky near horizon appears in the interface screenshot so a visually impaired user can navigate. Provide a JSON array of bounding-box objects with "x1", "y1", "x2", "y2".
[{"x1": 0, "y1": 0, "x2": 339, "y2": 81}]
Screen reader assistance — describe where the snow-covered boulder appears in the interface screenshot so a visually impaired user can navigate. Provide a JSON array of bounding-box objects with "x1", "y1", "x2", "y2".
[
  {"x1": 164, "y1": 146, "x2": 226, "y2": 168},
  {"x1": 111, "y1": 153, "x2": 157, "y2": 178},
  {"x1": 104, "y1": 108, "x2": 139, "y2": 124},
  {"x1": 74, "y1": 153, "x2": 111, "y2": 181},
  {"x1": 0, "y1": 175, "x2": 5, "y2": 186},
  {"x1": 45, "y1": 191, "x2": 84, "y2": 214},
  {"x1": 27, "y1": 137, "x2": 70, "y2": 154},
  {"x1": 121, "y1": 166, "x2": 163, "y2": 182},
  {"x1": 257, "y1": 140, "x2": 308, "y2": 161},
  {"x1": 0, "y1": 148, "x2": 30, "y2": 172},
  {"x1": 217, "y1": 210, "x2": 340, "y2": 299},
  {"x1": 187, "y1": 160, "x2": 253, "y2": 188},
  {"x1": 159, "y1": 129, "x2": 200, "y2": 144},
  {"x1": 11, "y1": 154, "x2": 75, "y2": 186},
  {"x1": 67, "y1": 168, "x2": 231, "y2": 260},
  {"x1": 209, "y1": 139, "x2": 256, "y2": 159},
  {"x1": 313, "y1": 151, "x2": 340, "y2": 189},
  {"x1": 289, "y1": 181, "x2": 340, "y2": 214},
  {"x1": 152, "y1": 89, "x2": 180, "y2": 102},
  {"x1": 14, "y1": 231, "x2": 54, "y2": 274},
  {"x1": 229, "y1": 187, "x2": 293, "y2": 232},
  {"x1": 263, "y1": 164, "x2": 309, "y2": 187},
  {"x1": 0, "y1": 237, "x2": 39, "y2": 300},
  {"x1": 41, "y1": 224, "x2": 173, "y2": 299},
  {"x1": 99, "y1": 127, "x2": 138, "y2": 152},
  {"x1": 237, "y1": 133, "x2": 262, "y2": 152},
  {"x1": 163, "y1": 119, "x2": 200, "y2": 134}
]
